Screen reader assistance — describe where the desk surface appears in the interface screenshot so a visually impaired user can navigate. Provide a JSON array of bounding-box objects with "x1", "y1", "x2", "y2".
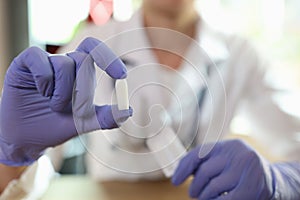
[
  {"x1": 40, "y1": 135, "x2": 281, "y2": 200},
  {"x1": 41, "y1": 176, "x2": 191, "y2": 200}
]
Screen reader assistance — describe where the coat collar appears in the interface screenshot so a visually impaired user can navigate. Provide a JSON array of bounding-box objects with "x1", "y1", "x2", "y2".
[
  {"x1": 197, "y1": 20, "x2": 229, "y2": 64},
  {"x1": 115, "y1": 9, "x2": 229, "y2": 68},
  {"x1": 133, "y1": 9, "x2": 228, "y2": 61}
]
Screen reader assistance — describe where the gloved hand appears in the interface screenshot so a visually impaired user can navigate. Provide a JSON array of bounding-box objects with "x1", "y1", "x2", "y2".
[
  {"x1": 172, "y1": 139, "x2": 300, "y2": 200},
  {"x1": 0, "y1": 37, "x2": 132, "y2": 166}
]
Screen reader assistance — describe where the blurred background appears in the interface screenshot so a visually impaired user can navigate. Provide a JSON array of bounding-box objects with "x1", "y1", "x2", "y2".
[{"x1": 0, "y1": 0, "x2": 299, "y2": 168}]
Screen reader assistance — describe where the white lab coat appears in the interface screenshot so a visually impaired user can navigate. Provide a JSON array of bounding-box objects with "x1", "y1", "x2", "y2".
[
  {"x1": 58, "y1": 9, "x2": 300, "y2": 181},
  {"x1": 3, "y1": 9, "x2": 300, "y2": 200}
]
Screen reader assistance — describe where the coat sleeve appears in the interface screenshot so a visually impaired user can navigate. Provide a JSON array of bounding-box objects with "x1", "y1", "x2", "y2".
[
  {"x1": 238, "y1": 40, "x2": 300, "y2": 161},
  {"x1": 0, "y1": 155, "x2": 55, "y2": 200}
]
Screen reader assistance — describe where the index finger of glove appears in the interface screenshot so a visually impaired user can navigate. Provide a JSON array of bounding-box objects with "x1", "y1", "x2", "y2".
[{"x1": 76, "y1": 37, "x2": 127, "y2": 79}]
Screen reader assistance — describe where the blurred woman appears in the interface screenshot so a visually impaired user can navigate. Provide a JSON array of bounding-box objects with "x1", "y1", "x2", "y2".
[{"x1": 59, "y1": 0, "x2": 300, "y2": 182}]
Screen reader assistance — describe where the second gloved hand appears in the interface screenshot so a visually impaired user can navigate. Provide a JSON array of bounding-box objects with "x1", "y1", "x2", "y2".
[
  {"x1": 172, "y1": 139, "x2": 300, "y2": 200},
  {"x1": 0, "y1": 37, "x2": 133, "y2": 166},
  {"x1": 172, "y1": 140, "x2": 274, "y2": 199}
]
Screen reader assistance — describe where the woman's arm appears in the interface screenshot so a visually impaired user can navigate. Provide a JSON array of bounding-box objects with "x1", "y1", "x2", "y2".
[{"x1": 0, "y1": 165, "x2": 26, "y2": 194}]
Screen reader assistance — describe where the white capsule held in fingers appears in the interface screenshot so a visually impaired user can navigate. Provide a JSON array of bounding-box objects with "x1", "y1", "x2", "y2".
[{"x1": 116, "y1": 79, "x2": 129, "y2": 110}]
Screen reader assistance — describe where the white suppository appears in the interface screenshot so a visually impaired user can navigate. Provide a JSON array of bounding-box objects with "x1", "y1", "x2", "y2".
[{"x1": 115, "y1": 79, "x2": 129, "y2": 110}]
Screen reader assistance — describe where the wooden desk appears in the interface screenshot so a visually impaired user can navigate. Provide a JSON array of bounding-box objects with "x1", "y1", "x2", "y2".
[
  {"x1": 41, "y1": 135, "x2": 281, "y2": 200},
  {"x1": 41, "y1": 176, "x2": 192, "y2": 200}
]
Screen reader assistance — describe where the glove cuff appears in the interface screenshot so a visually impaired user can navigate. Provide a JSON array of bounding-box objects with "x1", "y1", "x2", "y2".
[
  {"x1": 0, "y1": 137, "x2": 45, "y2": 166},
  {"x1": 270, "y1": 162, "x2": 300, "y2": 200},
  {"x1": 269, "y1": 165, "x2": 280, "y2": 200}
]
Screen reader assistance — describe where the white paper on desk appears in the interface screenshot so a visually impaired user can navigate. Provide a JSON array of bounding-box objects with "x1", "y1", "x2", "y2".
[{"x1": 146, "y1": 126, "x2": 187, "y2": 177}]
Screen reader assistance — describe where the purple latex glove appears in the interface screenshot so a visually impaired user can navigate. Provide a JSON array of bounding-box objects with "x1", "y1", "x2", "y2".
[
  {"x1": 0, "y1": 37, "x2": 132, "y2": 166},
  {"x1": 172, "y1": 139, "x2": 300, "y2": 200}
]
